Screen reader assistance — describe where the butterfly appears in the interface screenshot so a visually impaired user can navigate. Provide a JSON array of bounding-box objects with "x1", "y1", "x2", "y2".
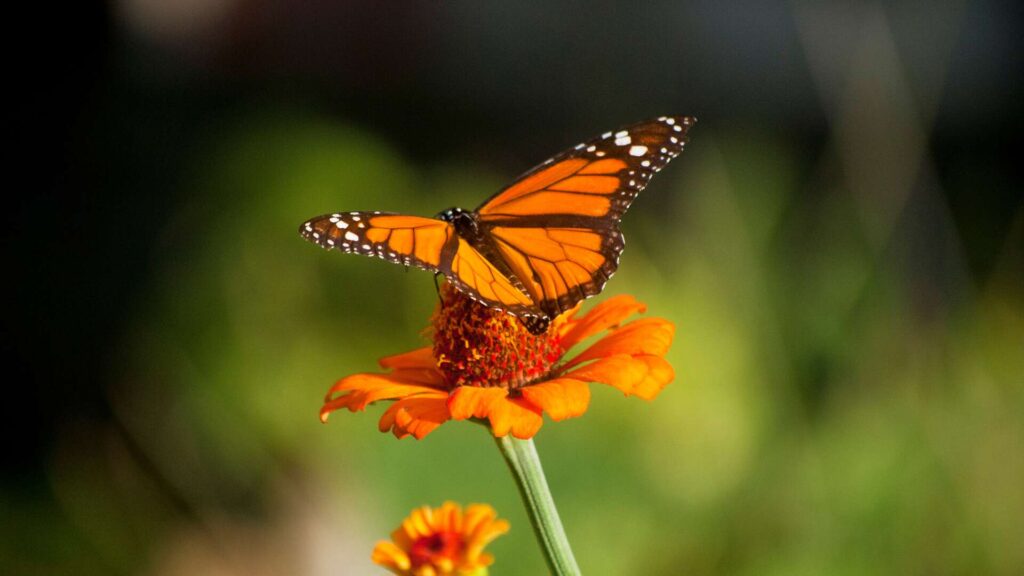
[{"x1": 300, "y1": 116, "x2": 695, "y2": 334}]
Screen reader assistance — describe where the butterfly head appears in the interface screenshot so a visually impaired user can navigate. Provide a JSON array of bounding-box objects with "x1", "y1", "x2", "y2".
[{"x1": 436, "y1": 206, "x2": 478, "y2": 236}]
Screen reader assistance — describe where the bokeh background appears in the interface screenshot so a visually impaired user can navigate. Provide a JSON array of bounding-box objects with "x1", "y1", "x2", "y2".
[{"x1": 6, "y1": 1, "x2": 1022, "y2": 575}]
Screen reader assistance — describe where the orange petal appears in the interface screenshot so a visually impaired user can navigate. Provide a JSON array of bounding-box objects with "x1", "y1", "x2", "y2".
[
  {"x1": 563, "y1": 317, "x2": 674, "y2": 371},
  {"x1": 462, "y1": 505, "x2": 510, "y2": 564},
  {"x1": 447, "y1": 387, "x2": 543, "y2": 439},
  {"x1": 463, "y1": 504, "x2": 498, "y2": 537},
  {"x1": 563, "y1": 354, "x2": 673, "y2": 398},
  {"x1": 378, "y1": 394, "x2": 451, "y2": 439},
  {"x1": 325, "y1": 367, "x2": 445, "y2": 399},
  {"x1": 371, "y1": 540, "x2": 411, "y2": 572},
  {"x1": 388, "y1": 365, "x2": 448, "y2": 388},
  {"x1": 562, "y1": 354, "x2": 641, "y2": 395},
  {"x1": 490, "y1": 396, "x2": 545, "y2": 439},
  {"x1": 630, "y1": 355, "x2": 675, "y2": 399},
  {"x1": 558, "y1": 295, "x2": 647, "y2": 350},
  {"x1": 447, "y1": 387, "x2": 504, "y2": 420},
  {"x1": 438, "y1": 501, "x2": 461, "y2": 533},
  {"x1": 379, "y1": 346, "x2": 436, "y2": 370},
  {"x1": 321, "y1": 373, "x2": 445, "y2": 420},
  {"x1": 519, "y1": 378, "x2": 591, "y2": 421}
]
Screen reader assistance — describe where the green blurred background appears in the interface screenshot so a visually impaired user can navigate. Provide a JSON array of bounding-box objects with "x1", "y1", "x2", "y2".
[{"x1": 6, "y1": 1, "x2": 1022, "y2": 575}]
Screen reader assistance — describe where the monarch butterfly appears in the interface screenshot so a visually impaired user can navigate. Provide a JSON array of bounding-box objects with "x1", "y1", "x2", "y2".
[{"x1": 300, "y1": 116, "x2": 695, "y2": 334}]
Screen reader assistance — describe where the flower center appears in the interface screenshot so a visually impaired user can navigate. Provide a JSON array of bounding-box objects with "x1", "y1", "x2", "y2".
[
  {"x1": 409, "y1": 531, "x2": 462, "y2": 569},
  {"x1": 432, "y1": 284, "x2": 563, "y2": 390}
]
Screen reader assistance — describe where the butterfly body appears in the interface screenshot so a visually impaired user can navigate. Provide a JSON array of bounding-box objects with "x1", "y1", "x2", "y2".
[{"x1": 301, "y1": 116, "x2": 695, "y2": 334}]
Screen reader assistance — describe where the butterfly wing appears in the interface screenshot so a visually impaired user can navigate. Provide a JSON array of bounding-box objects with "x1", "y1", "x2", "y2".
[
  {"x1": 300, "y1": 211, "x2": 538, "y2": 316},
  {"x1": 474, "y1": 116, "x2": 694, "y2": 319},
  {"x1": 300, "y1": 211, "x2": 456, "y2": 271},
  {"x1": 444, "y1": 237, "x2": 540, "y2": 317}
]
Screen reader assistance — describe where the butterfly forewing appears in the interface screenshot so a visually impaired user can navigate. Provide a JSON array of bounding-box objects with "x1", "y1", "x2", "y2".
[
  {"x1": 476, "y1": 116, "x2": 694, "y2": 222},
  {"x1": 473, "y1": 116, "x2": 694, "y2": 318},
  {"x1": 300, "y1": 211, "x2": 455, "y2": 273}
]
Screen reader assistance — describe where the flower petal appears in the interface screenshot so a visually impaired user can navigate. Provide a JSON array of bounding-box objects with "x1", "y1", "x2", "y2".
[
  {"x1": 320, "y1": 372, "x2": 446, "y2": 421},
  {"x1": 379, "y1": 346, "x2": 436, "y2": 370},
  {"x1": 403, "y1": 506, "x2": 433, "y2": 539},
  {"x1": 630, "y1": 355, "x2": 675, "y2": 399},
  {"x1": 462, "y1": 504, "x2": 510, "y2": 565},
  {"x1": 447, "y1": 387, "x2": 543, "y2": 439},
  {"x1": 378, "y1": 395, "x2": 451, "y2": 439},
  {"x1": 519, "y1": 378, "x2": 591, "y2": 421},
  {"x1": 562, "y1": 317, "x2": 674, "y2": 371},
  {"x1": 446, "y1": 386, "x2": 503, "y2": 421},
  {"x1": 563, "y1": 353, "x2": 674, "y2": 398},
  {"x1": 558, "y1": 295, "x2": 647, "y2": 350},
  {"x1": 371, "y1": 540, "x2": 411, "y2": 573},
  {"x1": 325, "y1": 368, "x2": 445, "y2": 400}
]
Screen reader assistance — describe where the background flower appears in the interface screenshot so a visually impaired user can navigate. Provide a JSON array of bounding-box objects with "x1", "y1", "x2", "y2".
[{"x1": 373, "y1": 502, "x2": 509, "y2": 576}]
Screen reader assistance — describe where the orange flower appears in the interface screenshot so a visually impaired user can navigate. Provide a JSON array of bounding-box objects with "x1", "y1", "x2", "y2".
[
  {"x1": 321, "y1": 285, "x2": 675, "y2": 439},
  {"x1": 372, "y1": 502, "x2": 509, "y2": 576}
]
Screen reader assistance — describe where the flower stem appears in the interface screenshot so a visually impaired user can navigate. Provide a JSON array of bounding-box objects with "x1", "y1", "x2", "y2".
[{"x1": 494, "y1": 435, "x2": 581, "y2": 576}]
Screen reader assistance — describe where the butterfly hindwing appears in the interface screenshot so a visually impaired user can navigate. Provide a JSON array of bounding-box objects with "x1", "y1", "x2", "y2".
[
  {"x1": 474, "y1": 116, "x2": 694, "y2": 318},
  {"x1": 443, "y1": 238, "x2": 542, "y2": 317},
  {"x1": 484, "y1": 224, "x2": 621, "y2": 319}
]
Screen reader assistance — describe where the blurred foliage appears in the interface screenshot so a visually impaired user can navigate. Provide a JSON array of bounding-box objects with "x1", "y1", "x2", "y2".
[{"x1": 5, "y1": 103, "x2": 1020, "y2": 575}]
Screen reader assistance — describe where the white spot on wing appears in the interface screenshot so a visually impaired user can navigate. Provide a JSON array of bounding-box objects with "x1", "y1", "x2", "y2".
[
  {"x1": 629, "y1": 145, "x2": 648, "y2": 157},
  {"x1": 615, "y1": 135, "x2": 632, "y2": 146},
  {"x1": 344, "y1": 231, "x2": 359, "y2": 242}
]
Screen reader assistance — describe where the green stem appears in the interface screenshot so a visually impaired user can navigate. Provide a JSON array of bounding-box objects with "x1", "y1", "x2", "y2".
[{"x1": 494, "y1": 435, "x2": 581, "y2": 576}]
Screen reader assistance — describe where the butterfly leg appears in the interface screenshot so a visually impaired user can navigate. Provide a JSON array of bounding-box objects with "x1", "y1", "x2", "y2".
[{"x1": 433, "y1": 273, "x2": 444, "y2": 306}]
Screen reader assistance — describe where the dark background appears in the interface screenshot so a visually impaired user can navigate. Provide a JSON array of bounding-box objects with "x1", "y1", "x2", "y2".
[{"x1": 6, "y1": 1, "x2": 1022, "y2": 575}]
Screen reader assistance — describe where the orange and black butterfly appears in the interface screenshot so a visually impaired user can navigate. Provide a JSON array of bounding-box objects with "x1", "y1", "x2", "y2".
[{"x1": 300, "y1": 116, "x2": 695, "y2": 334}]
